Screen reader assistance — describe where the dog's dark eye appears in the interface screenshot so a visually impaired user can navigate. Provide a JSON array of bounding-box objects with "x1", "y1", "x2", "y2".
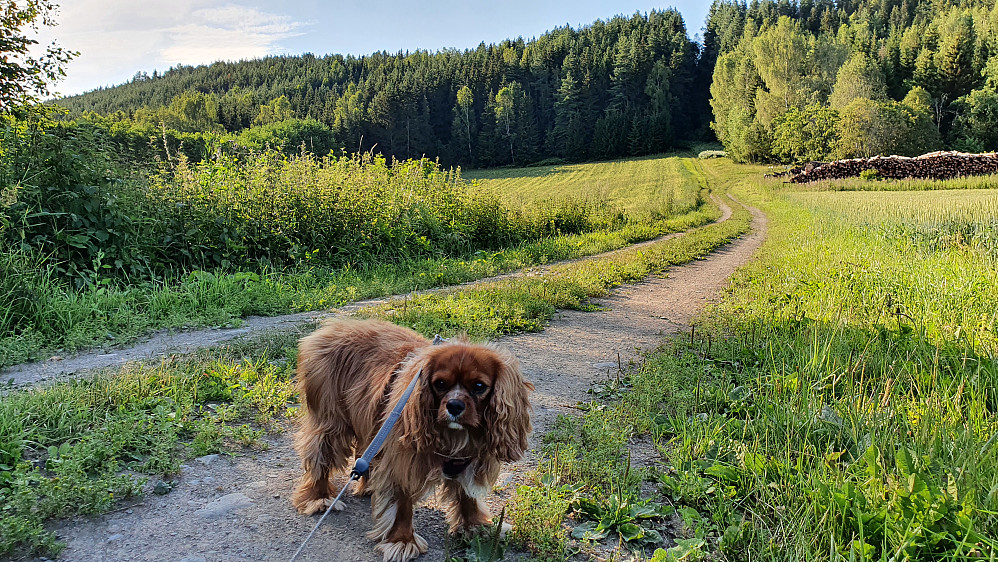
[
  {"x1": 472, "y1": 382, "x2": 488, "y2": 395},
  {"x1": 432, "y1": 379, "x2": 448, "y2": 392}
]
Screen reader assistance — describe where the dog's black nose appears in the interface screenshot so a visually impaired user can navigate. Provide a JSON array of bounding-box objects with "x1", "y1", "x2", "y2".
[{"x1": 446, "y1": 399, "x2": 465, "y2": 416}]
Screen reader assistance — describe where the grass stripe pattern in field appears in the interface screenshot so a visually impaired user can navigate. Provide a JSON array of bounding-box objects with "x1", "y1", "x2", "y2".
[{"x1": 466, "y1": 156, "x2": 705, "y2": 222}]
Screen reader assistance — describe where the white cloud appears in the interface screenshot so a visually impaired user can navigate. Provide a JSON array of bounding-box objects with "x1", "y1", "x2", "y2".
[
  {"x1": 162, "y1": 5, "x2": 303, "y2": 65},
  {"x1": 33, "y1": 1, "x2": 306, "y2": 96}
]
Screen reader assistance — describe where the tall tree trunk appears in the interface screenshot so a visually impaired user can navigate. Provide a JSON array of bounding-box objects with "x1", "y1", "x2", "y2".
[{"x1": 465, "y1": 107, "x2": 472, "y2": 160}]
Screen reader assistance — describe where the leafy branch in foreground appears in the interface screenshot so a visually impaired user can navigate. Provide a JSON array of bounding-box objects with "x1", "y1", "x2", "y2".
[{"x1": 0, "y1": 0, "x2": 77, "y2": 114}]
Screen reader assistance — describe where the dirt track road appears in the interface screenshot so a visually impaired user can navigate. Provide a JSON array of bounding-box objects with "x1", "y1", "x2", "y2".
[{"x1": 19, "y1": 194, "x2": 767, "y2": 562}]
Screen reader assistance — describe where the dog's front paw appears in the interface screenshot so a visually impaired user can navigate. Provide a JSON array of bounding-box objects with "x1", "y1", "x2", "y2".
[
  {"x1": 374, "y1": 533, "x2": 428, "y2": 562},
  {"x1": 296, "y1": 496, "x2": 345, "y2": 515},
  {"x1": 451, "y1": 520, "x2": 512, "y2": 539},
  {"x1": 449, "y1": 511, "x2": 493, "y2": 537}
]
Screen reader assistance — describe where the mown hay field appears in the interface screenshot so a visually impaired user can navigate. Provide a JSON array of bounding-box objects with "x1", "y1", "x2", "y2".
[{"x1": 466, "y1": 156, "x2": 706, "y2": 221}]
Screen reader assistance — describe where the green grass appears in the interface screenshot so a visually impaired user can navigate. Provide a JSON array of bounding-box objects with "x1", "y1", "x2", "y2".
[
  {"x1": 0, "y1": 330, "x2": 304, "y2": 557},
  {"x1": 27, "y1": 153, "x2": 994, "y2": 561},
  {"x1": 1, "y1": 154, "x2": 719, "y2": 368},
  {"x1": 357, "y1": 190, "x2": 750, "y2": 340},
  {"x1": 784, "y1": 189, "x2": 998, "y2": 264},
  {"x1": 466, "y1": 155, "x2": 706, "y2": 221},
  {"x1": 803, "y1": 173, "x2": 998, "y2": 193},
  {"x1": 0, "y1": 155, "x2": 735, "y2": 557},
  {"x1": 353, "y1": 159, "x2": 755, "y2": 559},
  {"x1": 510, "y1": 158, "x2": 998, "y2": 561}
]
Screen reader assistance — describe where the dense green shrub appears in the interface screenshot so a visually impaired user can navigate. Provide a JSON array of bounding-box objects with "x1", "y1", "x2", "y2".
[
  {"x1": 2, "y1": 116, "x2": 630, "y2": 287},
  {"x1": 235, "y1": 118, "x2": 338, "y2": 155},
  {"x1": 1, "y1": 116, "x2": 157, "y2": 286},
  {"x1": 146, "y1": 151, "x2": 534, "y2": 271}
]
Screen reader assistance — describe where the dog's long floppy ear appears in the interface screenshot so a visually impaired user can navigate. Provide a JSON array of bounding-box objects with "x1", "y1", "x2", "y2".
[
  {"x1": 396, "y1": 355, "x2": 436, "y2": 453},
  {"x1": 485, "y1": 348, "x2": 534, "y2": 463}
]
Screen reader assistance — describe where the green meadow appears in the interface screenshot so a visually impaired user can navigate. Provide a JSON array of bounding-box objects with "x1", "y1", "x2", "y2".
[
  {"x1": 0, "y1": 144, "x2": 715, "y2": 368},
  {"x1": 8, "y1": 0, "x2": 998, "y2": 558},
  {"x1": 507, "y1": 160, "x2": 998, "y2": 561},
  {"x1": 2, "y1": 155, "x2": 995, "y2": 561}
]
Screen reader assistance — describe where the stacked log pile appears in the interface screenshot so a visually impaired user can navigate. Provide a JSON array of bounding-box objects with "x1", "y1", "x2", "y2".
[
  {"x1": 788, "y1": 151, "x2": 998, "y2": 183},
  {"x1": 768, "y1": 161, "x2": 825, "y2": 178}
]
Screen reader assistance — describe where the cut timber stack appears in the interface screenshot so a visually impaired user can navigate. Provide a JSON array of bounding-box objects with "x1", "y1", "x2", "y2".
[{"x1": 788, "y1": 151, "x2": 998, "y2": 183}]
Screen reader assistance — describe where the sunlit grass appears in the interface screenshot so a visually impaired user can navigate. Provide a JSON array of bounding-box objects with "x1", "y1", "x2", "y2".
[
  {"x1": 1, "y1": 154, "x2": 718, "y2": 368},
  {"x1": 359, "y1": 193, "x2": 750, "y2": 339},
  {"x1": 0, "y1": 155, "x2": 730, "y2": 557},
  {"x1": 466, "y1": 155, "x2": 706, "y2": 221},
  {"x1": 805, "y1": 173, "x2": 998, "y2": 193},
  {"x1": 511, "y1": 160, "x2": 998, "y2": 561},
  {"x1": 0, "y1": 330, "x2": 303, "y2": 557}
]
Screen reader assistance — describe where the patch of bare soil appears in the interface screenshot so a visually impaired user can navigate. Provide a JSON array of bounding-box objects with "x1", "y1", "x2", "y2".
[{"x1": 16, "y1": 195, "x2": 766, "y2": 562}]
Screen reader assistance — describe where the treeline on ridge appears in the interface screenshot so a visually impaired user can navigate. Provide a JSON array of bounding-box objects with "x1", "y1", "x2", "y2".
[
  {"x1": 54, "y1": 10, "x2": 706, "y2": 167},
  {"x1": 47, "y1": 1, "x2": 998, "y2": 167}
]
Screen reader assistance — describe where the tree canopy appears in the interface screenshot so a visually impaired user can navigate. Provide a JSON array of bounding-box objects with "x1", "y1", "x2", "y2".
[
  {"x1": 0, "y1": 0, "x2": 75, "y2": 115},
  {"x1": 40, "y1": 0, "x2": 998, "y2": 165},
  {"x1": 707, "y1": 0, "x2": 998, "y2": 163}
]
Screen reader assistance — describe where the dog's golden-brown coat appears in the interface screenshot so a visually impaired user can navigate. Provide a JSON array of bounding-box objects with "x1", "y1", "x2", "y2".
[{"x1": 292, "y1": 319, "x2": 533, "y2": 562}]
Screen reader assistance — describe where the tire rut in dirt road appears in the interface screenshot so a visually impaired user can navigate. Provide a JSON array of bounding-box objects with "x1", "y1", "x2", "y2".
[{"x1": 32, "y1": 195, "x2": 766, "y2": 562}]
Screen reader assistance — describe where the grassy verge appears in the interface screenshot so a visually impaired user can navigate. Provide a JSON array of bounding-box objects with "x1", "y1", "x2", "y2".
[
  {"x1": 0, "y1": 330, "x2": 304, "y2": 557},
  {"x1": 357, "y1": 192, "x2": 750, "y2": 339},
  {"x1": 0, "y1": 199, "x2": 719, "y2": 369},
  {"x1": 508, "y1": 160, "x2": 997, "y2": 561}
]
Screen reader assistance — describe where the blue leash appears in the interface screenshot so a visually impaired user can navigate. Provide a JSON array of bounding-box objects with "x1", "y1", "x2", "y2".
[{"x1": 289, "y1": 335, "x2": 445, "y2": 561}]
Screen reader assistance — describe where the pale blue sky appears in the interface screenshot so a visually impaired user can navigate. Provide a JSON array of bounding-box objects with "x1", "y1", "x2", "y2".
[{"x1": 36, "y1": 1, "x2": 712, "y2": 97}]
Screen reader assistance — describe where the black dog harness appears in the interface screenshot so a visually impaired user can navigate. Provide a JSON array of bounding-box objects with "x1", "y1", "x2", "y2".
[{"x1": 439, "y1": 455, "x2": 473, "y2": 478}]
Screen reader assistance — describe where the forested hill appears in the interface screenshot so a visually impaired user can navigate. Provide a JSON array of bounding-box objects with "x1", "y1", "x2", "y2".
[
  {"x1": 56, "y1": 1, "x2": 998, "y2": 167},
  {"x1": 55, "y1": 10, "x2": 705, "y2": 167},
  {"x1": 707, "y1": 0, "x2": 998, "y2": 162}
]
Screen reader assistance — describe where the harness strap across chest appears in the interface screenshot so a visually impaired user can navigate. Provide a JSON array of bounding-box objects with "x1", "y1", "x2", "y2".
[{"x1": 437, "y1": 453, "x2": 473, "y2": 478}]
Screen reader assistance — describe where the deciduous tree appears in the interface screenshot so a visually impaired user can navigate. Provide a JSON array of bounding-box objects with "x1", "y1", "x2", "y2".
[
  {"x1": 829, "y1": 53, "x2": 888, "y2": 110},
  {"x1": 0, "y1": 0, "x2": 76, "y2": 114}
]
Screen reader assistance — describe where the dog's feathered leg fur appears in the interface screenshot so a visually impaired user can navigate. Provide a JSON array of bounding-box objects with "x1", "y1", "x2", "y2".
[
  {"x1": 291, "y1": 417, "x2": 355, "y2": 514},
  {"x1": 439, "y1": 458, "x2": 500, "y2": 535},
  {"x1": 291, "y1": 319, "x2": 533, "y2": 562},
  {"x1": 368, "y1": 483, "x2": 429, "y2": 562}
]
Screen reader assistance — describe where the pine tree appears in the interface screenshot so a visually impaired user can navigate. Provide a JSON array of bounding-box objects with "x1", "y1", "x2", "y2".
[
  {"x1": 551, "y1": 70, "x2": 584, "y2": 158},
  {"x1": 644, "y1": 60, "x2": 673, "y2": 151},
  {"x1": 935, "y1": 11, "x2": 979, "y2": 102}
]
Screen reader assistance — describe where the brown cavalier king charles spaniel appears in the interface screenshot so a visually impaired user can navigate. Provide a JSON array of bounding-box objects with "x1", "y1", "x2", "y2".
[{"x1": 291, "y1": 319, "x2": 534, "y2": 562}]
